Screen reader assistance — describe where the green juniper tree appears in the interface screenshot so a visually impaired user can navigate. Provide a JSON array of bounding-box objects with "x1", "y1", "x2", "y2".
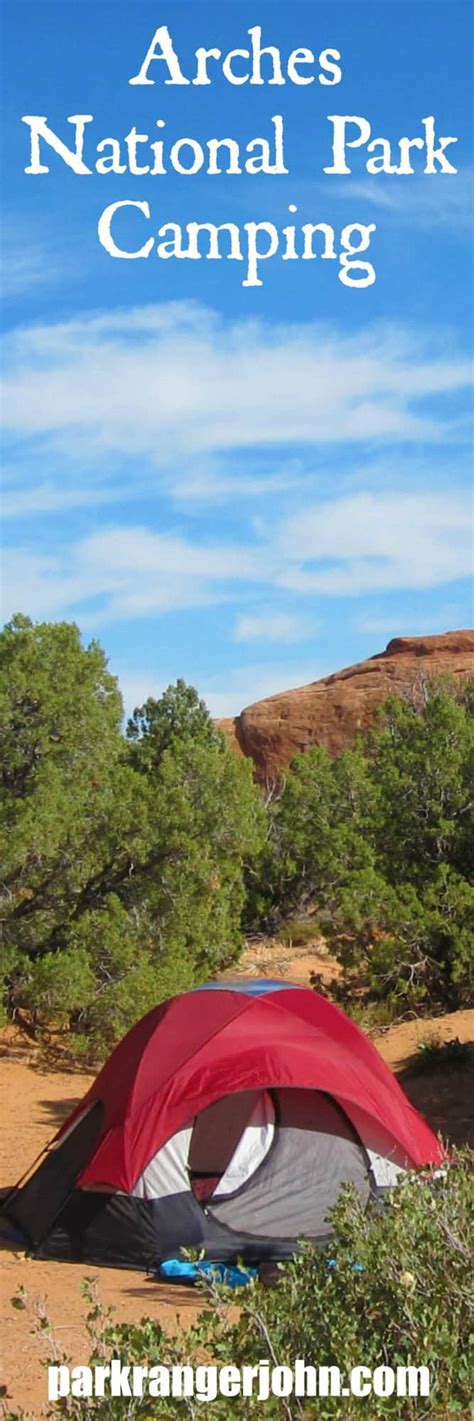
[
  {"x1": 0, "y1": 618, "x2": 264, "y2": 1055},
  {"x1": 259, "y1": 681, "x2": 474, "y2": 1013}
]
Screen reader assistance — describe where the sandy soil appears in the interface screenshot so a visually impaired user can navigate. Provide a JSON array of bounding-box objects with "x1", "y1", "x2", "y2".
[
  {"x1": 1, "y1": 950, "x2": 473, "y2": 1417},
  {"x1": 0, "y1": 1046, "x2": 204, "y2": 1418}
]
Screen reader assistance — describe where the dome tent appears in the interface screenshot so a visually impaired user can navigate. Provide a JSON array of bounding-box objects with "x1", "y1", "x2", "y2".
[{"x1": 4, "y1": 980, "x2": 443, "y2": 1270}]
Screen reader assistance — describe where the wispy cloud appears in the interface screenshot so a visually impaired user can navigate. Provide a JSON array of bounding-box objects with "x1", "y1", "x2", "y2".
[
  {"x1": 355, "y1": 603, "x2": 467, "y2": 638},
  {"x1": 1, "y1": 481, "x2": 117, "y2": 518},
  {"x1": 2, "y1": 488, "x2": 471, "y2": 628},
  {"x1": 277, "y1": 491, "x2": 472, "y2": 595},
  {"x1": 1, "y1": 219, "x2": 67, "y2": 299},
  {"x1": 169, "y1": 458, "x2": 308, "y2": 506},
  {"x1": 1, "y1": 249, "x2": 53, "y2": 300},
  {"x1": 234, "y1": 610, "x2": 315, "y2": 643},
  {"x1": 318, "y1": 170, "x2": 473, "y2": 232},
  {"x1": 2, "y1": 211, "x2": 93, "y2": 301},
  {"x1": 2, "y1": 304, "x2": 471, "y2": 497},
  {"x1": 0, "y1": 524, "x2": 265, "y2": 626},
  {"x1": 2, "y1": 301, "x2": 471, "y2": 647}
]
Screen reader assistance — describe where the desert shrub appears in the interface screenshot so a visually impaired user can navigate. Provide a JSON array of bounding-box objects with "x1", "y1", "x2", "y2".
[
  {"x1": 411, "y1": 1036, "x2": 471, "y2": 1073},
  {"x1": 276, "y1": 918, "x2": 319, "y2": 947},
  {"x1": 7, "y1": 1152, "x2": 473, "y2": 1419},
  {"x1": 337, "y1": 996, "x2": 402, "y2": 1033}
]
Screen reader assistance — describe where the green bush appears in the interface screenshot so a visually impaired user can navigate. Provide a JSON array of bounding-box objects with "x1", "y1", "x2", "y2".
[
  {"x1": 411, "y1": 1037, "x2": 471, "y2": 1073},
  {"x1": 8, "y1": 1152, "x2": 473, "y2": 1419},
  {"x1": 276, "y1": 918, "x2": 319, "y2": 948}
]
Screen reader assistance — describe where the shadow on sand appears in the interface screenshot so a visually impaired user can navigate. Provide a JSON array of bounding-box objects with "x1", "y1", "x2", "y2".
[
  {"x1": 397, "y1": 1041, "x2": 474, "y2": 1148},
  {"x1": 37, "y1": 1096, "x2": 81, "y2": 1128}
]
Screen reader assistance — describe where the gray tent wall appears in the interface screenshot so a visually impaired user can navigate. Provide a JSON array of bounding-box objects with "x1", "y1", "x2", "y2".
[
  {"x1": 207, "y1": 1089, "x2": 370, "y2": 1242},
  {"x1": 4, "y1": 1085, "x2": 408, "y2": 1268}
]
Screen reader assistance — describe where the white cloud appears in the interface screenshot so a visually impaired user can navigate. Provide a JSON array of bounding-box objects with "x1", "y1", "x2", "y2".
[
  {"x1": 1, "y1": 214, "x2": 83, "y2": 299},
  {"x1": 234, "y1": 610, "x2": 314, "y2": 643},
  {"x1": 1, "y1": 481, "x2": 115, "y2": 518},
  {"x1": 0, "y1": 524, "x2": 266, "y2": 626},
  {"x1": 330, "y1": 171, "x2": 473, "y2": 232},
  {"x1": 2, "y1": 488, "x2": 470, "y2": 631},
  {"x1": 169, "y1": 458, "x2": 307, "y2": 505},
  {"x1": 2, "y1": 250, "x2": 51, "y2": 299},
  {"x1": 355, "y1": 603, "x2": 466, "y2": 638},
  {"x1": 2, "y1": 305, "x2": 471, "y2": 489},
  {"x1": 277, "y1": 491, "x2": 472, "y2": 595},
  {"x1": 1, "y1": 457, "x2": 309, "y2": 520},
  {"x1": 81, "y1": 525, "x2": 260, "y2": 581}
]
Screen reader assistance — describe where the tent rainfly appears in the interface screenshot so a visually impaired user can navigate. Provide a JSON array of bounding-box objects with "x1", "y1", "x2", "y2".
[{"x1": 3, "y1": 980, "x2": 444, "y2": 1269}]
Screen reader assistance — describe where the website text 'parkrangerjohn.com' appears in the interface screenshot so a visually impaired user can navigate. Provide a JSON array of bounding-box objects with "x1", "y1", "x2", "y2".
[{"x1": 48, "y1": 1358, "x2": 431, "y2": 1403}]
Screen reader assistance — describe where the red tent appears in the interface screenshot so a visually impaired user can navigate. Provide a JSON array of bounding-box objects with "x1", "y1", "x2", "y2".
[{"x1": 4, "y1": 980, "x2": 443, "y2": 1270}]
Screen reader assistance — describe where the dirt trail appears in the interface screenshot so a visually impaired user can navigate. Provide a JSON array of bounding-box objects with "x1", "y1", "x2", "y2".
[{"x1": 1, "y1": 960, "x2": 473, "y2": 1416}]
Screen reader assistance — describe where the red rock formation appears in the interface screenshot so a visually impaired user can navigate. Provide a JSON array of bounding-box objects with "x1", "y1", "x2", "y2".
[{"x1": 219, "y1": 632, "x2": 474, "y2": 781}]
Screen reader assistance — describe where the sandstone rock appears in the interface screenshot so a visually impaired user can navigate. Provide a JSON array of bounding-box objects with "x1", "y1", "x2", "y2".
[{"x1": 219, "y1": 631, "x2": 474, "y2": 781}]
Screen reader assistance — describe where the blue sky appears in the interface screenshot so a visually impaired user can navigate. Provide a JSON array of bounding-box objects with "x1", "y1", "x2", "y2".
[{"x1": 1, "y1": 0, "x2": 472, "y2": 715}]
